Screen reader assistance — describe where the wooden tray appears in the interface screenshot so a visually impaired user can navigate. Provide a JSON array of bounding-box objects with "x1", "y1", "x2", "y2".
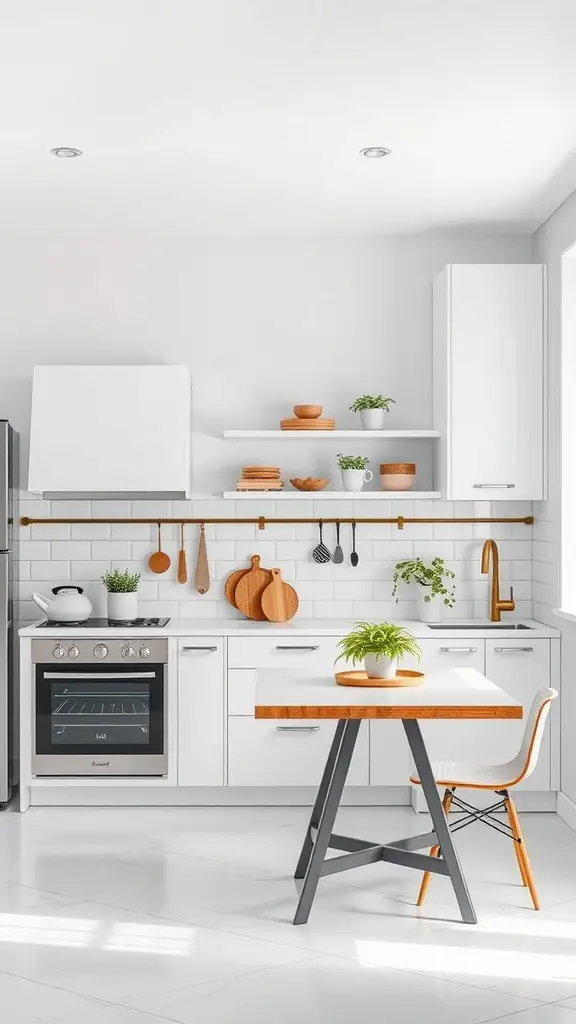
[
  {"x1": 335, "y1": 669, "x2": 424, "y2": 688},
  {"x1": 280, "y1": 418, "x2": 335, "y2": 430}
]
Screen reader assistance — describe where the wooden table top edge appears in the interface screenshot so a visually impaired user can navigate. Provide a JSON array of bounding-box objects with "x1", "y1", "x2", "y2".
[{"x1": 254, "y1": 705, "x2": 523, "y2": 720}]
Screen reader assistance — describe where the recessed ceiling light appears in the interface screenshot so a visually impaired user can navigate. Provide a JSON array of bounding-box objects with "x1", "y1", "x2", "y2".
[
  {"x1": 50, "y1": 147, "x2": 83, "y2": 158},
  {"x1": 359, "y1": 147, "x2": 391, "y2": 158}
]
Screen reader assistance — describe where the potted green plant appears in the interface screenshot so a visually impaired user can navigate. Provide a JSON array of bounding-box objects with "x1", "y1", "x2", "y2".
[
  {"x1": 392, "y1": 557, "x2": 456, "y2": 623},
  {"x1": 102, "y1": 568, "x2": 142, "y2": 622},
  {"x1": 336, "y1": 453, "x2": 373, "y2": 492},
  {"x1": 349, "y1": 394, "x2": 395, "y2": 430},
  {"x1": 337, "y1": 621, "x2": 421, "y2": 680}
]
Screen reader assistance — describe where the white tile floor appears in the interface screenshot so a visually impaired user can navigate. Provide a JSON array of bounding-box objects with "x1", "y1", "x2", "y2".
[{"x1": 1, "y1": 804, "x2": 576, "y2": 1023}]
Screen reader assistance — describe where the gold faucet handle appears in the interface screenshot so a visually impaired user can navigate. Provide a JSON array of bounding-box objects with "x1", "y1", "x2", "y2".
[{"x1": 499, "y1": 585, "x2": 515, "y2": 613}]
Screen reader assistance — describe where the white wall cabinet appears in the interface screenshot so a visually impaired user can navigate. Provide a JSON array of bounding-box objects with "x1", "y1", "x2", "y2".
[
  {"x1": 433, "y1": 264, "x2": 545, "y2": 500},
  {"x1": 178, "y1": 639, "x2": 225, "y2": 785}
]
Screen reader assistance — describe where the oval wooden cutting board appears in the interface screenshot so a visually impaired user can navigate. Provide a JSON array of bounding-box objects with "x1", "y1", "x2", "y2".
[
  {"x1": 233, "y1": 555, "x2": 272, "y2": 621},
  {"x1": 261, "y1": 568, "x2": 299, "y2": 622}
]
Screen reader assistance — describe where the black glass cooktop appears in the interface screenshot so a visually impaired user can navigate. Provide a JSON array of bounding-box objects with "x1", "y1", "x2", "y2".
[{"x1": 36, "y1": 617, "x2": 170, "y2": 629}]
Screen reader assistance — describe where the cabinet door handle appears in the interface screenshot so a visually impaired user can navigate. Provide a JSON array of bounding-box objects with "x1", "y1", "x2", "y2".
[
  {"x1": 473, "y1": 483, "x2": 515, "y2": 489},
  {"x1": 181, "y1": 646, "x2": 218, "y2": 652},
  {"x1": 275, "y1": 645, "x2": 320, "y2": 651},
  {"x1": 494, "y1": 646, "x2": 534, "y2": 653},
  {"x1": 276, "y1": 725, "x2": 320, "y2": 732},
  {"x1": 440, "y1": 647, "x2": 478, "y2": 653}
]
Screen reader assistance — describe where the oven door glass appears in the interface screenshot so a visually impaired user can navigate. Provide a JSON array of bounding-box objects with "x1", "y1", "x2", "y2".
[{"x1": 35, "y1": 664, "x2": 164, "y2": 756}]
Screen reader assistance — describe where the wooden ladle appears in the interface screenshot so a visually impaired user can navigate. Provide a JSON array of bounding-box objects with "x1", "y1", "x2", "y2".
[{"x1": 149, "y1": 523, "x2": 171, "y2": 574}]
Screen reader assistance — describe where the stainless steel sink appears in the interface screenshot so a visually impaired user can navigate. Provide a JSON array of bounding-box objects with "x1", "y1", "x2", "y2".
[{"x1": 427, "y1": 623, "x2": 532, "y2": 630}]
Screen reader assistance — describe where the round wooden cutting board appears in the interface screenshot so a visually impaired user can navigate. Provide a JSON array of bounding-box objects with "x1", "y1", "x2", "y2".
[
  {"x1": 234, "y1": 555, "x2": 273, "y2": 620},
  {"x1": 260, "y1": 568, "x2": 299, "y2": 622},
  {"x1": 335, "y1": 669, "x2": 424, "y2": 688},
  {"x1": 224, "y1": 563, "x2": 252, "y2": 608}
]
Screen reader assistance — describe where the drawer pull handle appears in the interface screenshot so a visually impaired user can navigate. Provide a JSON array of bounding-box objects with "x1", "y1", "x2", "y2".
[
  {"x1": 494, "y1": 646, "x2": 534, "y2": 653},
  {"x1": 275, "y1": 646, "x2": 320, "y2": 651},
  {"x1": 473, "y1": 483, "x2": 515, "y2": 489},
  {"x1": 276, "y1": 725, "x2": 320, "y2": 732},
  {"x1": 440, "y1": 647, "x2": 478, "y2": 653},
  {"x1": 182, "y1": 646, "x2": 218, "y2": 652}
]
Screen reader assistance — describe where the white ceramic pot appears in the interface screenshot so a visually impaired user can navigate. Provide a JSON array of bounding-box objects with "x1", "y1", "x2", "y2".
[
  {"x1": 107, "y1": 591, "x2": 138, "y2": 622},
  {"x1": 365, "y1": 653, "x2": 398, "y2": 679},
  {"x1": 360, "y1": 408, "x2": 385, "y2": 430},
  {"x1": 341, "y1": 468, "x2": 374, "y2": 492},
  {"x1": 418, "y1": 588, "x2": 443, "y2": 623}
]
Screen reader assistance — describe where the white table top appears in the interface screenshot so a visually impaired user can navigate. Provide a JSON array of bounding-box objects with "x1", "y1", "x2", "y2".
[{"x1": 255, "y1": 667, "x2": 523, "y2": 720}]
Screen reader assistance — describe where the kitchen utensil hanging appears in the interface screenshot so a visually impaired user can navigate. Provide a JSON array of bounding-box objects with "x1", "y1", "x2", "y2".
[
  {"x1": 195, "y1": 523, "x2": 210, "y2": 594},
  {"x1": 177, "y1": 524, "x2": 188, "y2": 584},
  {"x1": 261, "y1": 568, "x2": 299, "y2": 622},
  {"x1": 350, "y1": 521, "x2": 359, "y2": 567},
  {"x1": 148, "y1": 523, "x2": 171, "y2": 574},
  {"x1": 312, "y1": 521, "x2": 331, "y2": 563},
  {"x1": 333, "y1": 522, "x2": 344, "y2": 563}
]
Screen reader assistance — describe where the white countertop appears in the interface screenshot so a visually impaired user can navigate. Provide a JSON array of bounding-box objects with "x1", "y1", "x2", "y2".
[{"x1": 19, "y1": 617, "x2": 560, "y2": 639}]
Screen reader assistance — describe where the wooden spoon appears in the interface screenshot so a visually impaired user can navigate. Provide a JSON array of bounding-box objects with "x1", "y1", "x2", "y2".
[
  {"x1": 149, "y1": 523, "x2": 171, "y2": 574},
  {"x1": 177, "y1": 524, "x2": 187, "y2": 584}
]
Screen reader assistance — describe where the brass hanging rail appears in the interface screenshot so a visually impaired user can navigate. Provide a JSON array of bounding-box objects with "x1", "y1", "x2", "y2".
[{"x1": 20, "y1": 515, "x2": 534, "y2": 532}]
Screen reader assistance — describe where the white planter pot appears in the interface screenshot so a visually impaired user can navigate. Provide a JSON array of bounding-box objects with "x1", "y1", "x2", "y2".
[
  {"x1": 360, "y1": 409, "x2": 385, "y2": 430},
  {"x1": 365, "y1": 653, "x2": 398, "y2": 679},
  {"x1": 341, "y1": 468, "x2": 374, "y2": 492},
  {"x1": 107, "y1": 591, "x2": 138, "y2": 622},
  {"x1": 418, "y1": 588, "x2": 443, "y2": 623}
]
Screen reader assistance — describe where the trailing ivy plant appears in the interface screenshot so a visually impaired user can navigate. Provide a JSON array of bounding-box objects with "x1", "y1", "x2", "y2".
[
  {"x1": 102, "y1": 568, "x2": 141, "y2": 593},
  {"x1": 349, "y1": 394, "x2": 395, "y2": 413},
  {"x1": 336, "y1": 453, "x2": 370, "y2": 471},
  {"x1": 392, "y1": 557, "x2": 456, "y2": 607},
  {"x1": 336, "y1": 621, "x2": 421, "y2": 665}
]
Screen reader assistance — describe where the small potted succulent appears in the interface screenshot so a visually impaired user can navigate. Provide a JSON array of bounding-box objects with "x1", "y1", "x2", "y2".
[
  {"x1": 349, "y1": 394, "x2": 395, "y2": 430},
  {"x1": 336, "y1": 453, "x2": 373, "y2": 492},
  {"x1": 392, "y1": 557, "x2": 456, "y2": 623},
  {"x1": 337, "y1": 621, "x2": 421, "y2": 680},
  {"x1": 102, "y1": 568, "x2": 141, "y2": 622}
]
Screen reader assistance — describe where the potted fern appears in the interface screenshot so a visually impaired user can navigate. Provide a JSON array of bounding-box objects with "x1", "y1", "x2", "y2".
[
  {"x1": 336, "y1": 453, "x2": 374, "y2": 492},
  {"x1": 337, "y1": 621, "x2": 421, "y2": 680},
  {"x1": 349, "y1": 394, "x2": 395, "y2": 430},
  {"x1": 102, "y1": 568, "x2": 141, "y2": 622},
  {"x1": 392, "y1": 557, "x2": 456, "y2": 623}
]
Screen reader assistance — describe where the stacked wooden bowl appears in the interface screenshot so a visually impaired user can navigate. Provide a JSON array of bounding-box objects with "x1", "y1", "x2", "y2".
[
  {"x1": 236, "y1": 466, "x2": 284, "y2": 492},
  {"x1": 280, "y1": 404, "x2": 335, "y2": 431}
]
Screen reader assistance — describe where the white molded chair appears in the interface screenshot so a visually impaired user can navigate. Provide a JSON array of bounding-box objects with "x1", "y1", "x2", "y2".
[{"x1": 411, "y1": 687, "x2": 558, "y2": 911}]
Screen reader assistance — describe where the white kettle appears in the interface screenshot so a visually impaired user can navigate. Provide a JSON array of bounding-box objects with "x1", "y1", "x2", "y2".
[{"x1": 32, "y1": 586, "x2": 93, "y2": 623}]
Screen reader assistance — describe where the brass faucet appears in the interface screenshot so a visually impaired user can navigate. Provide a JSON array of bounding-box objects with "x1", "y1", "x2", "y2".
[{"x1": 481, "y1": 539, "x2": 515, "y2": 622}]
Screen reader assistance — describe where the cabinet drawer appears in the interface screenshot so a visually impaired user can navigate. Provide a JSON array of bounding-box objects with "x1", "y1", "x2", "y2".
[
  {"x1": 227, "y1": 718, "x2": 369, "y2": 787},
  {"x1": 227, "y1": 636, "x2": 339, "y2": 669}
]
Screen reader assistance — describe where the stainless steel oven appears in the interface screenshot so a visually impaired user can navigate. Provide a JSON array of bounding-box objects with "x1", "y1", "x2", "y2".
[{"x1": 31, "y1": 638, "x2": 168, "y2": 776}]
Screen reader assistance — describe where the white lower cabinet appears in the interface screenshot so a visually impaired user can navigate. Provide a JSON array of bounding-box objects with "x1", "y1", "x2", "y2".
[
  {"x1": 227, "y1": 717, "x2": 369, "y2": 787},
  {"x1": 178, "y1": 639, "x2": 225, "y2": 786}
]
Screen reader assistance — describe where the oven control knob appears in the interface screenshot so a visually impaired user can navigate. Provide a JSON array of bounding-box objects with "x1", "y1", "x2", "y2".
[
  {"x1": 139, "y1": 645, "x2": 151, "y2": 659},
  {"x1": 52, "y1": 644, "x2": 66, "y2": 660},
  {"x1": 93, "y1": 644, "x2": 109, "y2": 660},
  {"x1": 67, "y1": 645, "x2": 80, "y2": 660},
  {"x1": 121, "y1": 644, "x2": 136, "y2": 659}
]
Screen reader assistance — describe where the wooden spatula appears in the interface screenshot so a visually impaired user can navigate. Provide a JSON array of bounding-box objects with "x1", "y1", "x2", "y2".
[
  {"x1": 177, "y1": 524, "x2": 187, "y2": 584},
  {"x1": 261, "y1": 568, "x2": 299, "y2": 622},
  {"x1": 195, "y1": 523, "x2": 210, "y2": 594}
]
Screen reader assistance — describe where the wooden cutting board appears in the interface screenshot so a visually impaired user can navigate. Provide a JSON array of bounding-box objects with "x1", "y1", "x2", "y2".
[
  {"x1": 233, "y1": 555, "x2": 272, "y2": 620},
  {"x1": 260, "y1": 568, "x2": 299, "y2": 622},
  {"x1": 224, "y1": 561, "x2": 252, "y2": 609},
  {"x1": 280, "y1": 418, "x2": 335, "y2": 430}
]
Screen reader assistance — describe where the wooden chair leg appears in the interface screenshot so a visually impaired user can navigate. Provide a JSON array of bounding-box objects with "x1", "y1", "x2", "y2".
[
  {"x1": 416, "y1": 787, "x2": 453, "y2": 906},
  {"x1": 505, "y1": 795, "x2": 540, "y2": 910}
]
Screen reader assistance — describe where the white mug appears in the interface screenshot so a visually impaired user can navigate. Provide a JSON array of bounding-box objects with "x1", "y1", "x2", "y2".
[{"x1": 341, "y1": 468, "x2": 374, "y2": 492}]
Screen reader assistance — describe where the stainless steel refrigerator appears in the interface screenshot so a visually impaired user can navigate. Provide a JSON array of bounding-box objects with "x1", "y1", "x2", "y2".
[{"x1": 0, "y1": 422, "x2": 17, "y2": 804}]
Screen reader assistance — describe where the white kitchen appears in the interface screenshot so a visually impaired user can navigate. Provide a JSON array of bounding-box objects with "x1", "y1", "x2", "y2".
[{"x1": 2, "y1": 3, "x2": 576, "y2": 1024}]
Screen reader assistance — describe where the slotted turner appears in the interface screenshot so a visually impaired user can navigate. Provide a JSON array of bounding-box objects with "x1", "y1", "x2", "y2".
[{"x1": 312, "y1": 521, "x2": 331, "y2": 563}]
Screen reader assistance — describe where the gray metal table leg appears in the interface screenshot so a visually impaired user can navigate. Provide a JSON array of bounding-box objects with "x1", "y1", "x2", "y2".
[
  {"x1": 403, "y1": 719, "x2": 477, "y2": 925},
  {"x1": 293, "y1": 719, "x2": 360, "y2": 925},
  {"x1": 294, "y1": 719, "x2": 346, "y2": 879}
]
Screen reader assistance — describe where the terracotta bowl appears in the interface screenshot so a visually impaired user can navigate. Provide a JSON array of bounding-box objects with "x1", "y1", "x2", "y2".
[
  {"x1": 293, "y1": 405, "x2": 323, "y2": 419},
  {"x1": 290, "y1": 477, "x2": 330, "y2": 491},
  {"x1": 380, "y1": 462, "x2": 416, "y2": 491}
]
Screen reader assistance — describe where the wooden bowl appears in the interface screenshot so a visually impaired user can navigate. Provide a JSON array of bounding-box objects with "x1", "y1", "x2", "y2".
[
  {"x1": 290, "y1": 477, "x2": 330, "y2": 491},
  {"x1": 293, "y1": 405, "x2": 323, "y2": 419}
]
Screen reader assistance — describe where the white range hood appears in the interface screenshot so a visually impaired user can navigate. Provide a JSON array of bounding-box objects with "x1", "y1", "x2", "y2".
[{"x1": 28, "y1": 365, "x2": 191, "y2": 498}]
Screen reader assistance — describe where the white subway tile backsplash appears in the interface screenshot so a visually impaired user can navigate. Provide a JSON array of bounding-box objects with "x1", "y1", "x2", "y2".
[
  {"x1": 234, "y1": 540, "x2": 275, "y2": 561},
  {"x1": 177, "y1": 602, "x2": 221, "y2": 619},
  {"x1": 14, "y1": 561, "x2": 30, "y2": 581},
  {"x1": 50, "y1": 500, "x2": 91, "y2": 517},
  {"x1": 71, "y1": 524, "x2": 111, "y2": 540},
  {"x1": 110, "y1": 524, "x2": 152, "y2": 540},
  {"x1": 92, "y1": 501, "x2": 131, "y2": 517},
  {"x1": 334, "y1": 580, "x2": 373, "y2": 600},
  {"x1": 275, "y1": 541, "x2": 314, "y2": 561},
  {"x1": 29, "y1": 561, "x2": 70, "y2": 581},
  {"x1": 313, "y1": 600, "x2": 354, "y2": 619},
  {"x1": 91, "y1": 541, "x2": 132, "y2": 560},
  {"x1": 70, "y1": 561, "x2": 111, "y2": 581},
  {"x1": 31, "y1": 524, "x2": 70, "y2": 540},
  {"x1": 19, "y1": 541, "x2": 51, "y2": 560},
  {"x1": 138, "y1": 601, "x2": 179, "y2": 618},
  {"x1": 51, "y1": 541, "x2": 91, "y2": 560},
  {"x1": 372, "y1": 540, "x2": 413, "y2": 560},
  {"x1": 413, "y1": 540, "x2": 454, "y2": 559},
  {"x1": 353, "y1": 600, "x2": 394, "y2": 619},
  {"x1": 294, "y1": 581, "x2": 334, "y2": 600}
]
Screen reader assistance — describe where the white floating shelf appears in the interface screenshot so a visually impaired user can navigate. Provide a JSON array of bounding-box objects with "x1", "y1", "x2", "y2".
[
  {"x1": 224, "y1": 491, "x2": 442, "y2": 500},
  {"x1": 222, "y1": 429, "x2": 440, "y2": 440}
]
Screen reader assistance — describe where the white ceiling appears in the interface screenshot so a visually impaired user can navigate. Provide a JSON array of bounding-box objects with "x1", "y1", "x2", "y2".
[{"x1": 2, "y1": 0, "x2": 576, "y2": 235}]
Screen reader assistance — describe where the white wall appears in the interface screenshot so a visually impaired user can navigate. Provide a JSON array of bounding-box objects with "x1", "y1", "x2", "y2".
[
  {"x1": 3, "y1": 230, "x2": 534, "y2": 623},
  {"x1": 533, "y1": 191, "x2": 576, "y2": 807}
]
